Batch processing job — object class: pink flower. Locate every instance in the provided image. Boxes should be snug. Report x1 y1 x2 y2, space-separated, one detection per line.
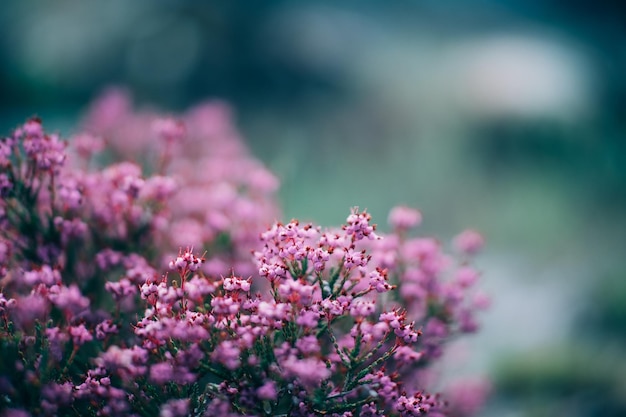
454 229 485 255
343 207 379 241
349 300 376 318
256 381 277 401
211 341 241 370
456 266 479 288
105 278 137 301
0 293 16 312
69 324 93 346
22 265 61 287
95 320 119 340
295 335 320 355
445 377 492 417
369 268 393 293
13 293 49 327
281 356 331 388
72 132 104 159
150 362 174 385
168 249 205 273
222 276 251 292
159 398 190 417
388 206 422 230
152 117 186 143
48 284 90 314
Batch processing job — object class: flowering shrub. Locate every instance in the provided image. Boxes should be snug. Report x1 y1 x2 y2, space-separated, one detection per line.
0 92 489 416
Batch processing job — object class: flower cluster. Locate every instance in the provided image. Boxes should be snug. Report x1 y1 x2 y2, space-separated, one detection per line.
79 88 279 276
0 93 489 416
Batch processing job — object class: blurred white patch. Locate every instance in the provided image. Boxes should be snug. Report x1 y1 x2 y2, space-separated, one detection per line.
448 35 592 120
441 251 587 377
348 31 593 127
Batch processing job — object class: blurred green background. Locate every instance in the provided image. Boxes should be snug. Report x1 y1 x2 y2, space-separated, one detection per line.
1 1 626 416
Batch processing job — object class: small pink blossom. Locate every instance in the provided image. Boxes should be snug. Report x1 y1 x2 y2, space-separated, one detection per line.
256 381 277 401
454 229 485 255
152 117 186 143
281 355 331 388
69 324 93 346
388 206 422 230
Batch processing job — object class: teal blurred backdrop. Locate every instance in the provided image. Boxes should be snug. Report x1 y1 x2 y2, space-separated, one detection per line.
1 1 626 416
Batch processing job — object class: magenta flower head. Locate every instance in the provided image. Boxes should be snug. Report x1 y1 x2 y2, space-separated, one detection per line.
453 229 485 255
389 205 422 231
152 117 186 143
